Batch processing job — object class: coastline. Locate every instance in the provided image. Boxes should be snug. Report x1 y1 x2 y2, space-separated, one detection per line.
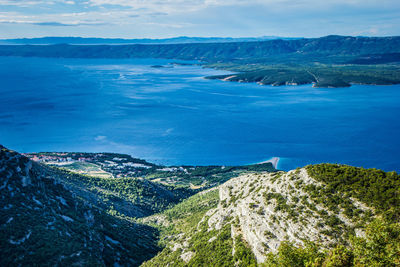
257 157 280 170
204 64 400 89
207 75 400 88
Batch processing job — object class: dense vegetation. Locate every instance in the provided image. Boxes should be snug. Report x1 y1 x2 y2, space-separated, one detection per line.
143 223 250 266
263 164 400 267
1 35 400 88
0 145 160 266
52 167 193 218
142 190 257 266
143 189 221 241
348 53 400 64
0 36 292 45
263 218 400 267
141 190 221 265
3 144 400 266
206 63 400 87
1 36 399 62
306 164 400 222
144 163 400 266
162 190 220 231
144 163 276 187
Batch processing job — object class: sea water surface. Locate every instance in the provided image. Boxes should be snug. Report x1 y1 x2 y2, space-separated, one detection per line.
1 57 400 171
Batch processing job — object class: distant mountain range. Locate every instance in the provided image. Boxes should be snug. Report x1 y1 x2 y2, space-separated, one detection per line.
0 35 400 87
0 36 299 45
1 35 399 88
0 35 399 62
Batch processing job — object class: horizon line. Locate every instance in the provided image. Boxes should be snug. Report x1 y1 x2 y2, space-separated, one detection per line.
2 34 400 41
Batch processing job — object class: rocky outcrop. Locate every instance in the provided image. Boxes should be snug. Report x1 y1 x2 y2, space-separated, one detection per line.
205 168 371 263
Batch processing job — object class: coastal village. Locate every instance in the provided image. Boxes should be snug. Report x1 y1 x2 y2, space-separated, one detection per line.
23 152 155 178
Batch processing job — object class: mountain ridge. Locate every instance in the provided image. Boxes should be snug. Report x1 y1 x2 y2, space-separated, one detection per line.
1 145 399 266
0 36 298 45
1 35 399 88
0 145 160 266
0 35 399 61
142 165 400 266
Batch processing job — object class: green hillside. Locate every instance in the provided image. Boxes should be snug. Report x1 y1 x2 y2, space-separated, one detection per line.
2 145 399 266
1 35 400 87
1 36 399 62
0 145 276 266
0 145 160 266
142 164 400 266
206 63 400 87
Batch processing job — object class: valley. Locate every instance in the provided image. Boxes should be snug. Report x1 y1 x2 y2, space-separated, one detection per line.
1 34 400 266
1 145 399 266
1 0 399 264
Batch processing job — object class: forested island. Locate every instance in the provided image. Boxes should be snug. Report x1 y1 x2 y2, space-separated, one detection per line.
1 35 400 88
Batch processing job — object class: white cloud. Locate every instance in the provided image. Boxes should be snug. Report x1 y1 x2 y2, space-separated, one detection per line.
1 0 397 10
88 0 205 13
143 22 194 29
86 0 398 10
94 135 107 141
0 0 399 38
0 9 137 26
0 0 56 6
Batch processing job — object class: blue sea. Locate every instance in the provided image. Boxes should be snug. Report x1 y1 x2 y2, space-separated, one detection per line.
1 56 400 171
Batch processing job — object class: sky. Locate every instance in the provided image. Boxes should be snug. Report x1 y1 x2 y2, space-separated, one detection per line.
0 0 399 39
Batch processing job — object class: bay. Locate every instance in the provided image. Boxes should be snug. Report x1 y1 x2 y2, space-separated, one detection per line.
1 56 399 171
